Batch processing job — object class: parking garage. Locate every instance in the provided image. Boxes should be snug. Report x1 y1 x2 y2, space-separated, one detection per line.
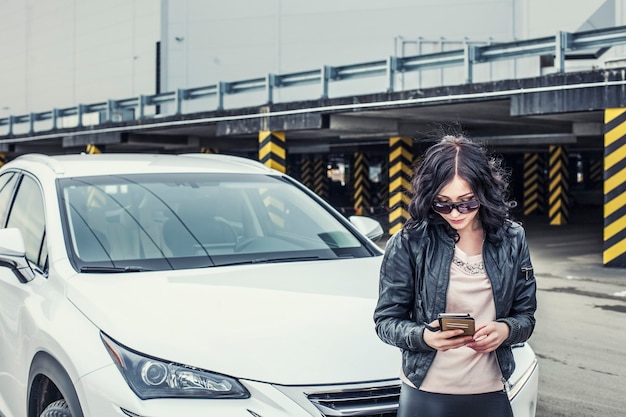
1 28 625 267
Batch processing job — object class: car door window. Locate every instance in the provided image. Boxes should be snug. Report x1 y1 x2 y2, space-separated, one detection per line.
6 175 47 271
0 172 18 226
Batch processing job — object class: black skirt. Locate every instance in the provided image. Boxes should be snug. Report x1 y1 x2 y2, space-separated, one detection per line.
397 383 513 417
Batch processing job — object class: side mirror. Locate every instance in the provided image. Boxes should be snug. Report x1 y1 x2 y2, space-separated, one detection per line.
349 215 384 241
0 228 35 282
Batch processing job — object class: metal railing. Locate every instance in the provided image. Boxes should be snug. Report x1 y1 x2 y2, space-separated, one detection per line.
2 26 626 137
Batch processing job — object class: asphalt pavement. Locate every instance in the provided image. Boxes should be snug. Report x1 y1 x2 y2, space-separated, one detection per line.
520 208 626 287
520 208 626 417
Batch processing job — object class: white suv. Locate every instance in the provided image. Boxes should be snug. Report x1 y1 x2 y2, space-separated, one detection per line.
0 153 537 417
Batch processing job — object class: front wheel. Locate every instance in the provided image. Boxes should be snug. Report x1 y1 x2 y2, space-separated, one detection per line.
40 400 72 417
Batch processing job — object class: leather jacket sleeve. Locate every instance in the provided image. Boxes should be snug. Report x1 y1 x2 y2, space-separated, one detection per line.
495 225 537 346
373 230 435 353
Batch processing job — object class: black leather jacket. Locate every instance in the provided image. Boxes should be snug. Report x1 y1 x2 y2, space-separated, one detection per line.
374 220 537 388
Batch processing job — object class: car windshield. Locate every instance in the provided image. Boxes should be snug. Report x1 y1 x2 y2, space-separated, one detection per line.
58 173 373 272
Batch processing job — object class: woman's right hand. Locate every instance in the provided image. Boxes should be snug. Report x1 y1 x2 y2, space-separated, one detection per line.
423 320 473 351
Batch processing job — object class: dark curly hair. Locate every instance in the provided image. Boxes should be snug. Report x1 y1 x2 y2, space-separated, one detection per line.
404 135 512 242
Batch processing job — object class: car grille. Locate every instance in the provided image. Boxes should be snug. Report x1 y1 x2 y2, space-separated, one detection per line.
306 383 400 417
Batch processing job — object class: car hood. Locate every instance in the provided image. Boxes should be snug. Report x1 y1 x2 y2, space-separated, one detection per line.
67 257 400 385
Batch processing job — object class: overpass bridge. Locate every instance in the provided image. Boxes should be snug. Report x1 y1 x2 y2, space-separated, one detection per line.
1 26 626 267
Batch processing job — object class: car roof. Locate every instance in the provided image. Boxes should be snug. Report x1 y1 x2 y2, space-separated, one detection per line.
4 153 277 178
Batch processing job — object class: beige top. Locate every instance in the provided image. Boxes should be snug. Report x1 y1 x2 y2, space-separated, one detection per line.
416 246 504 394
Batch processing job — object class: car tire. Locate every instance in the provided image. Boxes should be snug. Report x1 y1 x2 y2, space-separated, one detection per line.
40 400 72 417
28 353 84 417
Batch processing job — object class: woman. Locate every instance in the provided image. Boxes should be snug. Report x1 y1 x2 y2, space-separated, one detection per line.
374 135 537 417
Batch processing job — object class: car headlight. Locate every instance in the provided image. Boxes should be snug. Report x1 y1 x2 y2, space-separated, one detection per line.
101 332 250 400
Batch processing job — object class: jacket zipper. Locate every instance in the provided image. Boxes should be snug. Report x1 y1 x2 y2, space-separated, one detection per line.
495 353 512 392
484 239 511 392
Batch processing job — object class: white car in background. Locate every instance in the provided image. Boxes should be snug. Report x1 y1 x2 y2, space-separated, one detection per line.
0 153 537 417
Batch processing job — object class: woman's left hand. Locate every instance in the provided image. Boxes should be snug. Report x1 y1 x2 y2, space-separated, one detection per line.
465 322 510 353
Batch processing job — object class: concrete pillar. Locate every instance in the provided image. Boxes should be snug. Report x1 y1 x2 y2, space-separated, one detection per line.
86 144 102 154
352 152 371 215
523 152 546 216
200 147 219 154
548 145 569 226
300 156 315 190
603 108 626 267
588 158 603 189
388 137 413 235
258 131 286 173
312 158 329 201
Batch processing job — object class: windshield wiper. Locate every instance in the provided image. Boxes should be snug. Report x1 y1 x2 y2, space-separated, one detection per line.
79 266 151 273
218 255 327 266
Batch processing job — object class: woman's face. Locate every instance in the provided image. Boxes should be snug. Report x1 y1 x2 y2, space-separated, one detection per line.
434 175 480 233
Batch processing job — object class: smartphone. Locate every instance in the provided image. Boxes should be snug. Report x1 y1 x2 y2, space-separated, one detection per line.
438 313 475 336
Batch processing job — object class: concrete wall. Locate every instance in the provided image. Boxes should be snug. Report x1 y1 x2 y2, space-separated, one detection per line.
0 0 621 117
159 0 617 109
0 0 160 115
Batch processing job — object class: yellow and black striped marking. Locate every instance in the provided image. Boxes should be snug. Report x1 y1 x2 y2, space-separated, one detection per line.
313 158 329 200
86 144 102 154
388 136 413 235
523 152 545 216
259 131 286 173
352 152 371 215
548 145 569 226
603 108 626 267
300 157 314 189
378 157 389 208
0 152 5 168
589 158 603 187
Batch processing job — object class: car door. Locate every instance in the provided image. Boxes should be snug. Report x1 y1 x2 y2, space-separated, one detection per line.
0 171 48 417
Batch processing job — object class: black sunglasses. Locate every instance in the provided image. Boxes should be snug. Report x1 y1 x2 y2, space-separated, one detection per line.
432 200 480 214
